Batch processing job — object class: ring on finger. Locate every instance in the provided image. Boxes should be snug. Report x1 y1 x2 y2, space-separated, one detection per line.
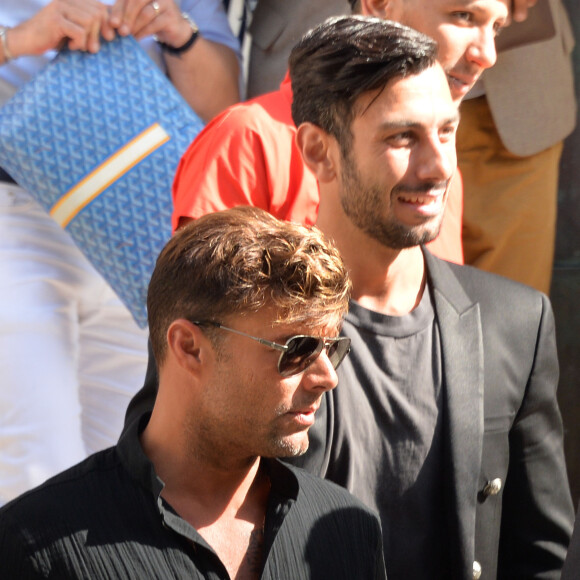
151 1 160 15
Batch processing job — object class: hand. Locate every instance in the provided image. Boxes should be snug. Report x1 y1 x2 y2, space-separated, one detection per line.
108 0 192 47
511 0 538 23
10 0 115 56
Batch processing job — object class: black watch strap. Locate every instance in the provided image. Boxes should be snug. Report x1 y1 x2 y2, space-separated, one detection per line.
158 13 199 55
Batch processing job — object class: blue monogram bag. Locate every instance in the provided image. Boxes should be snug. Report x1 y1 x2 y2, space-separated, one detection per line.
0 36 204 328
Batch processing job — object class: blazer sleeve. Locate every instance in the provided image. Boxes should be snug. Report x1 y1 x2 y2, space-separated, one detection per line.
497 293 574 578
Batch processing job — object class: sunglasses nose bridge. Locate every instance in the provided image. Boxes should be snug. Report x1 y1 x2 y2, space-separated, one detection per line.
303 338 349 373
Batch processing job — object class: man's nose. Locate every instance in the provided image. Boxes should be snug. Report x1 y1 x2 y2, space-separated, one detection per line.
416 135 456 184
466 28 498 70
301 350 339 393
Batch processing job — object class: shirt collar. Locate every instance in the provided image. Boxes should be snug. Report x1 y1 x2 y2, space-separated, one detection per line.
116 411 164 497
116 411 300 505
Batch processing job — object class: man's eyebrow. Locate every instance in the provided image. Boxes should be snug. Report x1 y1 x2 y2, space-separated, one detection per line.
472 1 509 25
444 112 461 126
375 113 461 131
447 0 509 27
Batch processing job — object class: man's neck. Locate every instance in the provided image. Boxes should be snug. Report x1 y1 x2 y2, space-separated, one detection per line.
316 200 426 316
141 418 270 579
141 415 266 514
349 248 426 315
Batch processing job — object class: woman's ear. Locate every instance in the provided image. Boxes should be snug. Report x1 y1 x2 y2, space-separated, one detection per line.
296 122 339 183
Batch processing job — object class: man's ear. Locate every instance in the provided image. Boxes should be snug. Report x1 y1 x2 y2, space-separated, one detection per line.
166 319 206 374
359 0 398 20
296 122 339 183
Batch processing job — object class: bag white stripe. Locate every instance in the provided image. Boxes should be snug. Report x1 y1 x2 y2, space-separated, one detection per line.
50 123 170 227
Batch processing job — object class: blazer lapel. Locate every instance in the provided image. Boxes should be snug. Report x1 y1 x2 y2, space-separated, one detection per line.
424 251 484 578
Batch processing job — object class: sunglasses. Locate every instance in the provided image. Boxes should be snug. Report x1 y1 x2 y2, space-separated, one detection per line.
192 321 351 377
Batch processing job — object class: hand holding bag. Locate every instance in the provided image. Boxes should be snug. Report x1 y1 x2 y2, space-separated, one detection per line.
0 35 205 328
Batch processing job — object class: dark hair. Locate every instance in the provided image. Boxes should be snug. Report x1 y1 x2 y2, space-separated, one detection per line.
290 15 438 150
147 206 351 364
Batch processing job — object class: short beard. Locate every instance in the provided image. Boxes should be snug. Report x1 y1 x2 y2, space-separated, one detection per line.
272 437 309 458
339 151 445 250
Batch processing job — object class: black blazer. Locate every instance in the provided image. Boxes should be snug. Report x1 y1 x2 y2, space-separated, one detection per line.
293 251 574 579
428 252 573 578
126 251 574 579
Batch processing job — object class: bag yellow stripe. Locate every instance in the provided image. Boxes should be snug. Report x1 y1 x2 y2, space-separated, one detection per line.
50 123 170 227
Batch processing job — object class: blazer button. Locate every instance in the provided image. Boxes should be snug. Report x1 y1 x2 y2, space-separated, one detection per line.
473 560 482 579
482 478 502 497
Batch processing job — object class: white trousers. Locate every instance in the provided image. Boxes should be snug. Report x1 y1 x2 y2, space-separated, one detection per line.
0 184 148 505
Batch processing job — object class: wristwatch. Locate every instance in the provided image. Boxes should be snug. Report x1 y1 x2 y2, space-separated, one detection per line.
157 13 199 55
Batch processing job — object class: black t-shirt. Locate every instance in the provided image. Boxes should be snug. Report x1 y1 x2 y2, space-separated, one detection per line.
294 286 450 579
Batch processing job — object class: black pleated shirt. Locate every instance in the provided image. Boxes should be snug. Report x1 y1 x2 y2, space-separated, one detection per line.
0 413 386 579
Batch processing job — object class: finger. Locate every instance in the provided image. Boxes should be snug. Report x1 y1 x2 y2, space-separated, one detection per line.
109 0 129 32
100 6 117 42
85 17 102 52
150 1 162 19
115 0 151 37
57 13 96 51
145 4 192 46
131 3 162 39
511 0 537 22
56 0 109 50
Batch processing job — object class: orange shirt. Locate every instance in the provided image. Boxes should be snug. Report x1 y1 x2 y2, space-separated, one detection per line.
172 74 463 264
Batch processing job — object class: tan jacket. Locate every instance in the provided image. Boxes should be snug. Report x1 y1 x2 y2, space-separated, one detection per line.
482 0 576 156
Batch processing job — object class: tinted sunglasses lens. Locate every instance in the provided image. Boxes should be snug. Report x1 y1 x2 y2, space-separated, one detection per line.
326 338 351 370
279 336 323 377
